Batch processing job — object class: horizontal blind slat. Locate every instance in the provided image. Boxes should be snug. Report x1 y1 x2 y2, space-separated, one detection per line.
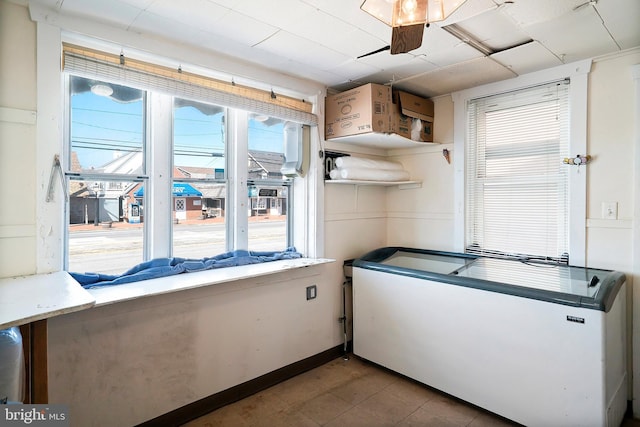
63 45 318 126
466 80 570 260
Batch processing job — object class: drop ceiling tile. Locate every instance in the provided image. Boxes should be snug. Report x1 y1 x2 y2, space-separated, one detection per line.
230 0 317 30
146 0 228 28
405 57 515 96
304 0 395 35
439 0 498 25
204 10 279 46
491 41 563 75
118 0 156 9
356 49 422 70
420 42 484 68
500 0 586 27
325 58 382 81
595 0 640 50
524 5 621 63
205 0 244 8
59 0 143 28
414 24 468 56
386 56 440 80
455 8 531 51
284 9 388 58
391 81 440 98
144 1 278 46
270 58 346 87
131 10 210 44
253 31 352 71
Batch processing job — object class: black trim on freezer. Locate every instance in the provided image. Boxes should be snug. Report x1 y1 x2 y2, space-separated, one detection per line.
353 247 626 312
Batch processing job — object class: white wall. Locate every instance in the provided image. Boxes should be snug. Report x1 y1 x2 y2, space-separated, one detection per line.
387 95 456 250
586 51 638 272
0 1 37 277
48 264 337 426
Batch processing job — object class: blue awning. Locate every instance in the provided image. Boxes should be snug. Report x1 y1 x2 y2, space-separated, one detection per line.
134 183 203 197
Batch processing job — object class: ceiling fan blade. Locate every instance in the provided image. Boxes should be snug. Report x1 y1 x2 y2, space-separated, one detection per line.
357 45 391 59
390 23 424 55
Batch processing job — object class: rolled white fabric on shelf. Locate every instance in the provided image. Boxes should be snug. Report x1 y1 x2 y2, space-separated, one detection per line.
329 168 340 180
336 167 410 182
335 156 404 171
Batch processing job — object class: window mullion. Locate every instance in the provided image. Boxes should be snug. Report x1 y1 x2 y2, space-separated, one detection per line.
227 109 249 251
146 92 173 259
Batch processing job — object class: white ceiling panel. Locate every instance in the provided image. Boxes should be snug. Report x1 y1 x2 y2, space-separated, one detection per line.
29 0 639 96
386 56 440 80
455 8 531 50
595 0 640 50
500 0 587 27
120 0 157 9
268 58 346 87
524 5 622 63
439 0 497 25
325 58 382 80
131 11 209 44
421 42 484 68
202 10 279 46
490 41 563 75
356 48 422 70
59 0 143 28
404 57 516 96
145 0 230 31
302 0 392 35
416 24 471 56
207 0 244 8
285 10 388 58
253 31 352 72
231 0 317 30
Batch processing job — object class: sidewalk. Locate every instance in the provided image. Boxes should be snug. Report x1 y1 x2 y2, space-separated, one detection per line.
69 214 285 231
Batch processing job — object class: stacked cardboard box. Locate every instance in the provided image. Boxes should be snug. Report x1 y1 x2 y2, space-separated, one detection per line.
391 90 434 142
325 83 392 139
325 83 434 143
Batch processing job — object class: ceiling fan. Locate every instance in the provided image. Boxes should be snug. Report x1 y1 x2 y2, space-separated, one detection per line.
358 0 468 58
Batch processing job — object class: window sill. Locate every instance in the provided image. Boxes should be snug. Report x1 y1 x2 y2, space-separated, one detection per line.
0 271 95 329
87 258 335 307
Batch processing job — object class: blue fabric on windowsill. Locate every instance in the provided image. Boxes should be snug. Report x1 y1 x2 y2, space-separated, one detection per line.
70 247 303 289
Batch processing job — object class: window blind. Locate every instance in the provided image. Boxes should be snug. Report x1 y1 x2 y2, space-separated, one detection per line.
62 43 318 126
465 80 570 262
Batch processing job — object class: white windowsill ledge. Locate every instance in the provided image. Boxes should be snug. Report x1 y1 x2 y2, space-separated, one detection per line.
0 271 96 329
88 258 335 307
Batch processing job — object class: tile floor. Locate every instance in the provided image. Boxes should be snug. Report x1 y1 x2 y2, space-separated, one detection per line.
183 355 521 427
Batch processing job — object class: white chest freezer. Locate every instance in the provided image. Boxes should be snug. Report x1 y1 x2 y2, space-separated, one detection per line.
352 247 627 427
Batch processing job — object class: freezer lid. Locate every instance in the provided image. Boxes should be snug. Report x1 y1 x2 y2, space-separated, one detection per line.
353 247 626 312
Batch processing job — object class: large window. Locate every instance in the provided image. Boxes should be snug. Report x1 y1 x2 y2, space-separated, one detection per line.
65 66 309 274
465 80 570 262
67 76 146 275
247 115 291 252
172 98 227 259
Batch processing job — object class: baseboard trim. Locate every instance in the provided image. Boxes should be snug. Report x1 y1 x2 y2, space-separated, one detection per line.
136 344 347 427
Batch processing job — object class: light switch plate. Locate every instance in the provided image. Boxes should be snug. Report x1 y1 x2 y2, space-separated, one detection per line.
602 201 618 220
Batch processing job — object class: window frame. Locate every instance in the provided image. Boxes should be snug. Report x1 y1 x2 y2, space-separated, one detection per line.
63 72 312 274
464 80 571 262
452 59 592 267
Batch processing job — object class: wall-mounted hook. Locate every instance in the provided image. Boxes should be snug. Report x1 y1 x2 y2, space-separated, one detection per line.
442 148 451 164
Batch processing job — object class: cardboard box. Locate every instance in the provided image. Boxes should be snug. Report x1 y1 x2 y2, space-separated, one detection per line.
392 90 434 142
325 83 392 139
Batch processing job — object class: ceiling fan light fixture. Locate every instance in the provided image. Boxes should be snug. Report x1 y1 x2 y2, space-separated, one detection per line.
361 0 467 26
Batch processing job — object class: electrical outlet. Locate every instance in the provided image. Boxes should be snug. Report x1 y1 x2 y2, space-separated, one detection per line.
601 202 618 220
306 285 317 300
